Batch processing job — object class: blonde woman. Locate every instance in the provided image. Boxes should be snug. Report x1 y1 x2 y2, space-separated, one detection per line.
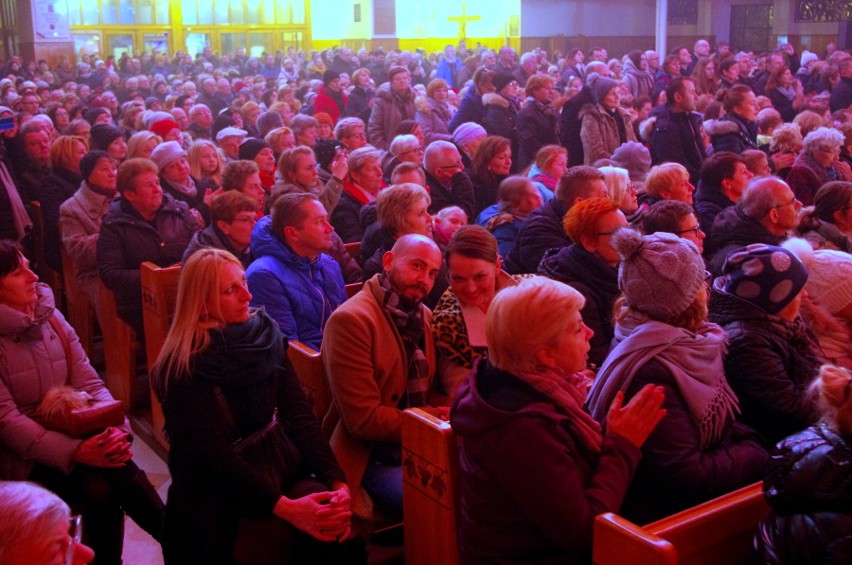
188 138 225 191
126 130 162 160
41 135 88 271
152 248 359 564
599 165 639 215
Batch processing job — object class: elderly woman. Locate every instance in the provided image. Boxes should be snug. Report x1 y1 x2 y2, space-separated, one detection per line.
150 140 212 226
796 181 852 251
755 364 852 563
476 176 542 257
188 138 225 191
600 165 639 218
786 127 852 206
152 249 359 564
360 183 447 308
415 79 453 145
432 226 523 393
271 145 347 214
58 151 117 306
0 481 95 564
587 230 768 523
0 241 164 564
641 162 695 207
40 135 88 273
127 130 161 160
538 197 628 367
709 243 824 446
334 117 367 153
517 75 559 169
331 146 384 243
265 126 296 158
381 133 423 180
708 85 760 154
451 276 666 563
313 71 347 125
97 158 199 340
580 77 637 165
527 144 566 203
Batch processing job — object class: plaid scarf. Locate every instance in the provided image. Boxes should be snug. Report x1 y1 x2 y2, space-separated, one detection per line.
379 274 429 407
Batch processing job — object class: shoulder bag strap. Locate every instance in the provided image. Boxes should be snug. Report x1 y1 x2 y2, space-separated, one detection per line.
47 314 73 385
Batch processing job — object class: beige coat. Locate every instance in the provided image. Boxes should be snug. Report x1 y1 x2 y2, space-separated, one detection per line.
579 103 637 165
58 183 114 305
322 275 448 504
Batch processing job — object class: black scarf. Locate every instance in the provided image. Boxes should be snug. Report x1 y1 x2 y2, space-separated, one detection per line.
379 274 429 407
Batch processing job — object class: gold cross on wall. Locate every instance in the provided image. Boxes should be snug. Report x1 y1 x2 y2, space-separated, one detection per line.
448 3 481 40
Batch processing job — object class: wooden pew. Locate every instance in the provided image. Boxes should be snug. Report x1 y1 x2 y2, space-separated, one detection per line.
592 481 768 565
29 201 64 311
345 281 364 299
60 247 95 358
140 262 182 450
287 340 330 421
344 241 361 264
98 280 138 406
401 408 461 565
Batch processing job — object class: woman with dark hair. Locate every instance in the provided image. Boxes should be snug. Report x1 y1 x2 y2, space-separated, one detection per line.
796 180 852 251
766 66 805 122
314 71 347 125
708 85 760 153
690 57 720 96
0 240 164 564
586 230 768 523
653 54 682 95
623 50 654 99
452 276 666 563
470 135 513 215
153 248 362 564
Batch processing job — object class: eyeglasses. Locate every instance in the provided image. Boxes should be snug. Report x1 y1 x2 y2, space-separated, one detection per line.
66 515 82 565
676 225 702 236
437 160 464 170
772 196 799 209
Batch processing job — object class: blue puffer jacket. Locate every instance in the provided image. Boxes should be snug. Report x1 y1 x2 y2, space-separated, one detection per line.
246 216 347 351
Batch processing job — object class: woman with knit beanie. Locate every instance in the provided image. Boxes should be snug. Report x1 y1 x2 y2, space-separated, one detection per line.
579 77 637 165
587 230 767 523
451 276 666 563
708 243 824 446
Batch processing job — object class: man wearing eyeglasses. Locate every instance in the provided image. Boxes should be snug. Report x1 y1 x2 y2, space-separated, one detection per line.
423 140 476 219
708 177 802 274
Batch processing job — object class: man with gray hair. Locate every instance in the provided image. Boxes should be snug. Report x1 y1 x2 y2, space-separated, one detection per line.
196 77 227 115
707 176 802 273
514 52 538 88
423 140 475 218
187 103 213 140
645 50 661 74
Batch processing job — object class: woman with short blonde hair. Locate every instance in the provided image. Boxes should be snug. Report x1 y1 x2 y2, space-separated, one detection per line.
127 130 162 160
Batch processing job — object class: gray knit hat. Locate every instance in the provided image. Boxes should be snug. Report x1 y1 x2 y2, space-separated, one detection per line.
150 140 186 170
592 77 619 104
613 229 706 319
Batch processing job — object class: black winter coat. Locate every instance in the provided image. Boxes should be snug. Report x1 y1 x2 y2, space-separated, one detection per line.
329 191 366 244
706 206 783 274
517 98 559 171
97 195 198 337
537 245 618 367
830 76 852 113
756 423 852 564
425 169 476 220
708 287 823 446
343 86 374 124
560 86 595 167
504 198 571 274
159 176 212 226
693 183 735 243
708 114 758 155
40 167 82 273
647 104 705 186
482 93 520 168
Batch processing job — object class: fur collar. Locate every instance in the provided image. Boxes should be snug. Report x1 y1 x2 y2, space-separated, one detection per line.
482 92 510 108
703 118 741 137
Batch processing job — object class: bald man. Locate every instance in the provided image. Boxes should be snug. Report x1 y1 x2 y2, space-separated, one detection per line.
322 234 450 520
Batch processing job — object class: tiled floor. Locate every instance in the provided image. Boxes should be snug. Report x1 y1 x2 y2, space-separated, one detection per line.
122 435 168 565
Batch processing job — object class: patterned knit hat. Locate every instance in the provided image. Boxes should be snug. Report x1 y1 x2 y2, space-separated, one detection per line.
613 229 706 319
718 243 808 314
150 140 186 170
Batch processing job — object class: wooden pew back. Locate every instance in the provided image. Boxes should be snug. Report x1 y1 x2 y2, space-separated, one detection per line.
140 261 182 450
97 279 137 405
593 482 767 565
60 247 95 358
401 408 461 565
287 340 330 420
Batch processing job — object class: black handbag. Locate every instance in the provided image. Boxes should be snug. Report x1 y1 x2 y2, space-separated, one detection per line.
214 388 304 492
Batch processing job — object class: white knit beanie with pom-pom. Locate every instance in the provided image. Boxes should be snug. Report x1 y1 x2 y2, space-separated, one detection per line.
783 237 852 315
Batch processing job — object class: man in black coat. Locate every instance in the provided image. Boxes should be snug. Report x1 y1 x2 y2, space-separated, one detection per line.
423 141 476 219
647 77 705 186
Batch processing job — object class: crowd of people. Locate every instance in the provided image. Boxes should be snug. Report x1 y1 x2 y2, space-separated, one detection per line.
1 36 852 563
